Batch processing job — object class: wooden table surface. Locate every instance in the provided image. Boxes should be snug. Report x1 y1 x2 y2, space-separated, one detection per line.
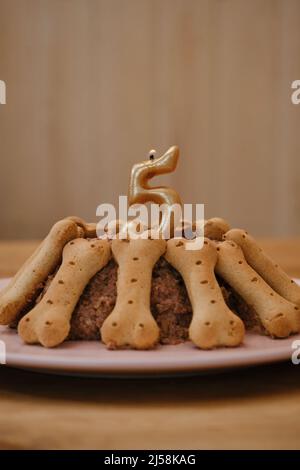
0 239 300 450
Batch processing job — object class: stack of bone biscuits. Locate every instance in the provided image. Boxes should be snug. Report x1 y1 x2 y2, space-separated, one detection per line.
0 216 299 349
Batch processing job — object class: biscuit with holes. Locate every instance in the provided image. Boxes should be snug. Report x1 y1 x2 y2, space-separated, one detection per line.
0 219 83 325
18 238 111 347
165 237 244 348
216 240 300 337
224 229 300 306
101 238 166 349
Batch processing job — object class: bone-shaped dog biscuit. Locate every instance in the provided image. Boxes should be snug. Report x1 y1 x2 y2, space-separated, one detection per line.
224 229 300 306
216 240 300 338
204 218 231 241
18 238 111 347
0 219 83 325
66 216 97 238
165 238 244 349
101 238 166 349
176 218 230 241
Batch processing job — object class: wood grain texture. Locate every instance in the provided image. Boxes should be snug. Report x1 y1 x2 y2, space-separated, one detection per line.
0 362 300 450
0 239 300 449
0 0 300 239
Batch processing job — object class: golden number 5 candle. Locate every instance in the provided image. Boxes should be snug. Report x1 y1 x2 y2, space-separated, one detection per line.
128 146 182 237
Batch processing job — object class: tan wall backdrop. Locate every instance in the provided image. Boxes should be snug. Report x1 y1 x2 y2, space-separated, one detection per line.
0 0 300 239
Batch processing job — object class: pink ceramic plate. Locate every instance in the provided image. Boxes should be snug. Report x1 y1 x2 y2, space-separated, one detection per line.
0 278 299 377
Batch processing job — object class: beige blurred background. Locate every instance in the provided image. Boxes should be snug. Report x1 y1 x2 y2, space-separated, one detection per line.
0 0 300 239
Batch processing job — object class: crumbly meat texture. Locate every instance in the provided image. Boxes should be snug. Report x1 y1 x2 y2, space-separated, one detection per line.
69 257 193 344
151 258 192 344
216 275 266 334
69 259 118 340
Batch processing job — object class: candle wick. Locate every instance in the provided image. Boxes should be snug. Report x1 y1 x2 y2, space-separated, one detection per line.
148 149 156 161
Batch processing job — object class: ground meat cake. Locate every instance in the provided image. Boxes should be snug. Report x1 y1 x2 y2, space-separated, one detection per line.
69 257 192 344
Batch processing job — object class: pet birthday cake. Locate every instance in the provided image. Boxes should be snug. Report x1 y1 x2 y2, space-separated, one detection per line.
0 146 299 349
